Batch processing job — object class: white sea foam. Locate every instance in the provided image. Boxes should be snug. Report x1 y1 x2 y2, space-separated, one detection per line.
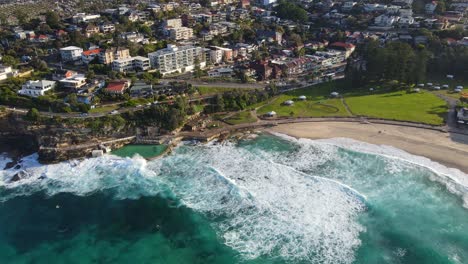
271 133 468 208
155 143 366 264
1 134 467 263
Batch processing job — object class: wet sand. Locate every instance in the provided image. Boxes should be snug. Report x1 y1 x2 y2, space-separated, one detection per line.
269 122 468 174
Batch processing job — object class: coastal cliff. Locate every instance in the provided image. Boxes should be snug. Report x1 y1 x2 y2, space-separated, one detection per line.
0 112 135 163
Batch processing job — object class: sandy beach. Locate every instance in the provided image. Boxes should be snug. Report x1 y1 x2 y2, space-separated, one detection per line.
269 122 468 174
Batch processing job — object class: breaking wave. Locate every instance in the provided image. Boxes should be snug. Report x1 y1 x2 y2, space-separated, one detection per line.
1 133 468 263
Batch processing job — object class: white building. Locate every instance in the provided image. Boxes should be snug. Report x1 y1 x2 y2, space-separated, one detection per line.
18 80 56 97
164 18 183 28
208 67 234 78
60 46 84 62
148 45 205 76
169 27 194 40
72 13 101 23
112 56 150 72
262 0 276 5
59 75 87 89
0 65 18 81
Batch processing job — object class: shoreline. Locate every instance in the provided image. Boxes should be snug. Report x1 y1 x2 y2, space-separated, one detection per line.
267 122 468 174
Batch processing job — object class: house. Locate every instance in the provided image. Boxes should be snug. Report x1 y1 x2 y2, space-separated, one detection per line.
59 75 87 89
60 46 84 62
52 69 78 81
119 32 145 43
104 80 130 94
256 30 283 43
425 1 437 14
374 15 400 28
18 80 56 97
328 42 355 58
130 81 153 97
208 67 234 78
250 60 272 81
100 23 115 34
81 48 101 64
84 24 100 37
342 2 357 11
0 65 18 81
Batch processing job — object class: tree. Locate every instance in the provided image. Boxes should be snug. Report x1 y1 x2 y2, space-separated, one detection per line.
25 108 40 121
14 10 28 24
193 58 203 78
86 70 96 80
435 1 446 14
45 11 61 29
274 0 308 23
2 55 19 67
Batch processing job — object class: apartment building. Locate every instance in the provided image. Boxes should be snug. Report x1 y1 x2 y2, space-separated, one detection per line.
98 48 130 64
112 56 150 72
60 46 84 62
148 45 205 76
81 48 101 64
169 27 193 40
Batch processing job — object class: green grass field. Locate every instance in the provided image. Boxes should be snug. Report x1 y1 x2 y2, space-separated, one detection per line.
257 82 350 117
256 80 448 125
89 105 119 113
223 111 257 125
345 90 447 125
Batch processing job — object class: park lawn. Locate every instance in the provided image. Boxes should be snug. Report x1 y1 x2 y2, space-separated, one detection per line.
257 82 350 117
223 111 257 125
89 105 119 113
345 90 447 125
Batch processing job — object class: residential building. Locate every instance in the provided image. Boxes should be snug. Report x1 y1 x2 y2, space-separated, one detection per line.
208 67 234 78
72 13 101 23
18 80 56 97
130 81 153 97
256 30 283 43
208 46 233 63
60 46 84 62
84 24 100 37
104 80 130 94
342 2 357 11
81 48 101 64
59 75 87 89
133 56 151 71
328 42 356 58
52 69 78 81
148 45 206 76
112 56 150 72
98 48 130 64
425 2 438 14
262 0 276 6
119 32 145 43
0 65 18 81
164 18 183 28
100 23 116 34
169 27 194 40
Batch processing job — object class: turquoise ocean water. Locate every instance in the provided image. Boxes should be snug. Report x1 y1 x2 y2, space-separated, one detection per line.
0 134 467 264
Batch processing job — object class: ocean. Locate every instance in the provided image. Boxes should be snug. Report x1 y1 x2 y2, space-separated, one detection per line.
0 134 467 264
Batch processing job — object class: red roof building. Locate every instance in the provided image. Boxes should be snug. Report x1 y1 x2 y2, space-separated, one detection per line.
104 80 130 94
329 42 356 58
